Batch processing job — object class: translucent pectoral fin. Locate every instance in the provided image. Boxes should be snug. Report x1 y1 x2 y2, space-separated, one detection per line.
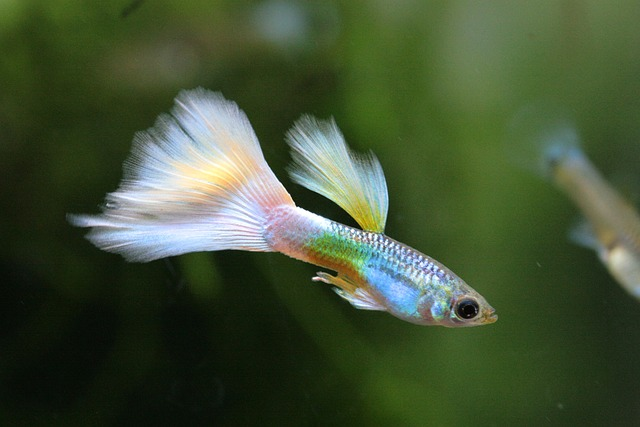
568 218 599 250
312 272 385 311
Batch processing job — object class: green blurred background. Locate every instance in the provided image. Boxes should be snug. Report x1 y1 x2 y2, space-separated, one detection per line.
3 1 640 425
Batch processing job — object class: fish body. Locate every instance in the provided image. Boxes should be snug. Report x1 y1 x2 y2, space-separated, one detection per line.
547 141 640 298
69 89 496 326
509 106 640 299
265 205 488 325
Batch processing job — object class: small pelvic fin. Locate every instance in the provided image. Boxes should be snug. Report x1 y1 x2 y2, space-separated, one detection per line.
313 272 385 311
286 116 388 233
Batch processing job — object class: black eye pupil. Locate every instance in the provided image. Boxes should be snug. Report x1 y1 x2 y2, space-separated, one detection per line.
456 299 479 319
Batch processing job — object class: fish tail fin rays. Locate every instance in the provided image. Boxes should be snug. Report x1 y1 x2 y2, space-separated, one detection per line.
505 102 586 179
69 89 294 262
286 116 389 233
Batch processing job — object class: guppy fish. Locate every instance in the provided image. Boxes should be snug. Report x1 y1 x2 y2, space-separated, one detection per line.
510 106 640 299
69 89 497 326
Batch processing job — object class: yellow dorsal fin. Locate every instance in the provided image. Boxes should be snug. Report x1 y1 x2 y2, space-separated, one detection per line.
286 116 388 232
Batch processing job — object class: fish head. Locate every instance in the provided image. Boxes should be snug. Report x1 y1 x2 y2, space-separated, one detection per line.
416 279 497 327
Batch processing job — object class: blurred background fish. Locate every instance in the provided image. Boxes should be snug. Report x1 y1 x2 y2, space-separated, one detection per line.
69 89 497 327
508 104 640 299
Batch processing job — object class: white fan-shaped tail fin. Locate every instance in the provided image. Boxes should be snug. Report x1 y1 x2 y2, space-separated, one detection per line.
69 88 294 262
286 116 389 233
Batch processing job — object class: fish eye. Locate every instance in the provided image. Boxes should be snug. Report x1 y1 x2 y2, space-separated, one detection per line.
455 298 479 320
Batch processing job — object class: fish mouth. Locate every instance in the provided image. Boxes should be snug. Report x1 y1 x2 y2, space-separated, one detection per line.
483 309 498 324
